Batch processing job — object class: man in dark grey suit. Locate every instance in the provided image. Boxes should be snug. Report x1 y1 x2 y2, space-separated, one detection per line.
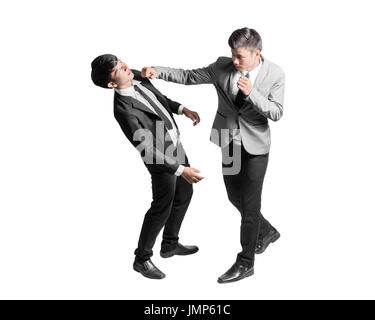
142 28 285 283
91 54 203 280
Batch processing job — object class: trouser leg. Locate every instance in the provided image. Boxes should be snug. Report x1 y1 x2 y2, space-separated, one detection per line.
161 175 193 252
222 142 269 267
236 148 269 266
134 171 176 262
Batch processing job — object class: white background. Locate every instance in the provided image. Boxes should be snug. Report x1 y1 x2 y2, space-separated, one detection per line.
1 0 374 300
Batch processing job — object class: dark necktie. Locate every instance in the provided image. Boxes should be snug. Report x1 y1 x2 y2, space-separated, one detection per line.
235 89 246 108
234 72 250 108
134 85 173 131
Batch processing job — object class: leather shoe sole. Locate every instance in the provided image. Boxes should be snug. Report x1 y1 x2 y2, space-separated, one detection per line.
160 245 199 258
217 267 254 284
133 263 165 280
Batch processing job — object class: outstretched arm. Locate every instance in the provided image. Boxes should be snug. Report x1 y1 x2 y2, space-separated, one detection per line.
140 77 201 125
142 62 216 85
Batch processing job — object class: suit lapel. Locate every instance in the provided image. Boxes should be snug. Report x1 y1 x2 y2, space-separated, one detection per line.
137 82 179 128
218 61 235 97
131 69 174 115
115 91 160 118
140 81 173 114
214 61 240 111
131 98 160 117
237 55 267 109
252 55 269 89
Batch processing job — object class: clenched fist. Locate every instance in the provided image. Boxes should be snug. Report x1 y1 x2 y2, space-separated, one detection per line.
237 76 253 96
141 67 158 79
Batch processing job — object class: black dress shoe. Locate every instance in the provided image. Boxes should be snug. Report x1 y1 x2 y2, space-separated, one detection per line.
160 243 199 258
217 262 254 284
255 228 280 254
133 259 166 279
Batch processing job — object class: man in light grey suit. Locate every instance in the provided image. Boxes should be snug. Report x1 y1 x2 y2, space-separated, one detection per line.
142 28 285 283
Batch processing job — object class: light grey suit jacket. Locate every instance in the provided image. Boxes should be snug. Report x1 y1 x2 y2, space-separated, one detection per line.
154 55 285 155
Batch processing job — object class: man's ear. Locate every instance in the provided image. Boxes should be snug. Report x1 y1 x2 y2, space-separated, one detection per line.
107 81 117 88
255 49 261 57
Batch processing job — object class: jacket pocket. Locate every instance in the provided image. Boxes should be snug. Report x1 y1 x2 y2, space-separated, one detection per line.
216 110 227 118
249 121 268 127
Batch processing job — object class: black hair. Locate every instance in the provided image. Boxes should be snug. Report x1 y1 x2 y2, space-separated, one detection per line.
228 28 262 51
91 54 118 88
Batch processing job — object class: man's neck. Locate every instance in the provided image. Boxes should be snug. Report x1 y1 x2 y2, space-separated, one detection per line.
246 56 261 72
116 81 133 90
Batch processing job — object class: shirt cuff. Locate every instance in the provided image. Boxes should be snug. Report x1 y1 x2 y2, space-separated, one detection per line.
174 165 185 176
178 105 186 115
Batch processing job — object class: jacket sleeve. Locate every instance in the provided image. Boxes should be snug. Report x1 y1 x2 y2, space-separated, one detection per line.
162 94 182 114
244 71 285 121
154 61 216 85
114 105 180 174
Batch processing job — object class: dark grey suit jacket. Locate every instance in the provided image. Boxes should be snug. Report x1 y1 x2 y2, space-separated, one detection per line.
114 70 187 174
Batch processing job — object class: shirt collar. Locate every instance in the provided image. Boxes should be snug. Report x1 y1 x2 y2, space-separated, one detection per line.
114 80 141 96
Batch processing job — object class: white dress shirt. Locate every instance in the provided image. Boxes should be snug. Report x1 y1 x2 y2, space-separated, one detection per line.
230 58 263 144
115 80 185 176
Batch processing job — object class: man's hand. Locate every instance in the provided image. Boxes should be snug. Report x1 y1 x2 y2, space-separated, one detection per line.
237 76 253 96
181 167 204 184
141 67 158 79
182 107 200 126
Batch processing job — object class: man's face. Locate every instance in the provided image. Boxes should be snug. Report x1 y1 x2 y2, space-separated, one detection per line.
108 59 134 88
231 47 261 72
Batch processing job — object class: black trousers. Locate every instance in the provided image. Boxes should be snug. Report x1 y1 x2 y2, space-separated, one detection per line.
134 166 193 262
222 141 273 267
